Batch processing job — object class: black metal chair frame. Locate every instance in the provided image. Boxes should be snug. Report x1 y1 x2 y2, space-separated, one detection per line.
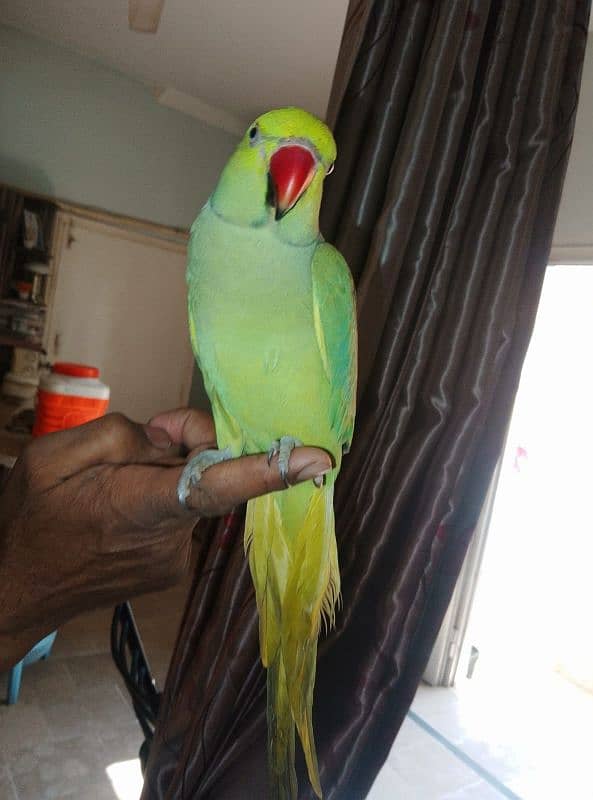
110 602 162 771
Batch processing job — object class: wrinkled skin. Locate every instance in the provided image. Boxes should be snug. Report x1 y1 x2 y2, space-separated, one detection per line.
0 408 331 669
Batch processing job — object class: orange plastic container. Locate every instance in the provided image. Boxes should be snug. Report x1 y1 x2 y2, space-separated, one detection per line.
32 362 110 437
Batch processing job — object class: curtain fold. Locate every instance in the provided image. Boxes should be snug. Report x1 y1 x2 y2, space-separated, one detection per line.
142 2 590 798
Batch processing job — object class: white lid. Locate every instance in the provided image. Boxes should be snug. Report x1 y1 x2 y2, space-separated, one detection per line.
39 372 110 399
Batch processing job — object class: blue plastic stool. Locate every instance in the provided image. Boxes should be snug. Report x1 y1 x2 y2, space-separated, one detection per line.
6 631 58 704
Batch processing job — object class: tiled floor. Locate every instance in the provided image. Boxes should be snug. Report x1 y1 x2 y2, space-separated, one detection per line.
0 573 191 800
369 663 593 800
368 711 505 800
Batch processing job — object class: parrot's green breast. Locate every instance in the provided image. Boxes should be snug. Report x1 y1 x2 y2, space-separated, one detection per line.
188 204 338 457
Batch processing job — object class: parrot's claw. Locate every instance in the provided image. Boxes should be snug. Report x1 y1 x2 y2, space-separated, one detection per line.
267 436 303 487
177 447 233 508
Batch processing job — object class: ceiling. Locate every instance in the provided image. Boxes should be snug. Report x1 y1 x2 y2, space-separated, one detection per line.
0 0 349 132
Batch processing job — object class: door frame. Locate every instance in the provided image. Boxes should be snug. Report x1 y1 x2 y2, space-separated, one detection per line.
424 252 593 687
423 457 503 686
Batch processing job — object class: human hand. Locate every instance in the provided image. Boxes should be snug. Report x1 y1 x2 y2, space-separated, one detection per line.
0 409 331 668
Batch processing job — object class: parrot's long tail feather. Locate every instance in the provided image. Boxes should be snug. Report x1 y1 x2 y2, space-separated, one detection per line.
268 653 298 800
245 494 283 667
246 483 340 800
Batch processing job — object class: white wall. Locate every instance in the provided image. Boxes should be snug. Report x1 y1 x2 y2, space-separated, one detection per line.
553 35 593 248
0 25 238 230
0 25 240 410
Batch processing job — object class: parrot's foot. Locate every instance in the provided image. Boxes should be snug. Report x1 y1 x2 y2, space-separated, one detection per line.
177 447 233 508
267 436 303 487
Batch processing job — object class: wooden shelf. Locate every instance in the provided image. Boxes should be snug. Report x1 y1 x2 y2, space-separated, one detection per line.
0 298 47 312
1 188 55 354
0 333 45 352
16 245 51 263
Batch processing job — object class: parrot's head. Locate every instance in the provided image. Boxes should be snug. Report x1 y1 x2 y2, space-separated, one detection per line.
211 107 337 242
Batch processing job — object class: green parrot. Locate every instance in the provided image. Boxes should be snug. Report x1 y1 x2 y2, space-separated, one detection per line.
177 107 357 799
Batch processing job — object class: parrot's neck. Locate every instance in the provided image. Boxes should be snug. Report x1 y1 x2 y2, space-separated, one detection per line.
210 160 324 247
210 153 269 228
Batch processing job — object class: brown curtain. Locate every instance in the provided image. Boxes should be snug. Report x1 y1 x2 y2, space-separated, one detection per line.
142 2 590 798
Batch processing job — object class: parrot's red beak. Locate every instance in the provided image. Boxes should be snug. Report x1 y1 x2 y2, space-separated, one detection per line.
269 145 316 220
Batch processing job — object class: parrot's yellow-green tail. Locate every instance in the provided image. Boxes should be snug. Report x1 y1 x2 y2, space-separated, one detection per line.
245 481 340 800
267 652 297 799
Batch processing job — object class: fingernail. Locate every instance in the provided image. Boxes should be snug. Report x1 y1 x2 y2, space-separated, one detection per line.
294 462 331 484
145 425 172 449
313 474 326 488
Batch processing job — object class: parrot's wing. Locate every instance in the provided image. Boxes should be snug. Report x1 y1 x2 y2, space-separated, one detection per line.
186 218 219 421
311 242 357 451
186 219 203 364
187 214 216 398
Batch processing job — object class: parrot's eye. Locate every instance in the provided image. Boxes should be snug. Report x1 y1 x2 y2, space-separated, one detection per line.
249 124 259 143
326 162 335 176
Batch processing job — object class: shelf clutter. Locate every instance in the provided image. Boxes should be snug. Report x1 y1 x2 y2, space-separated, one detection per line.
0 186 56 409
0 186 55 353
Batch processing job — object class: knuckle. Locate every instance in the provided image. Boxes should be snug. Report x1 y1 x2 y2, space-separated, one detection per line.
100 412 136 459
102 412 130 436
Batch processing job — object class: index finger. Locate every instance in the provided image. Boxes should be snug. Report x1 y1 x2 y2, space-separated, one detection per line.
115 446 333 523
